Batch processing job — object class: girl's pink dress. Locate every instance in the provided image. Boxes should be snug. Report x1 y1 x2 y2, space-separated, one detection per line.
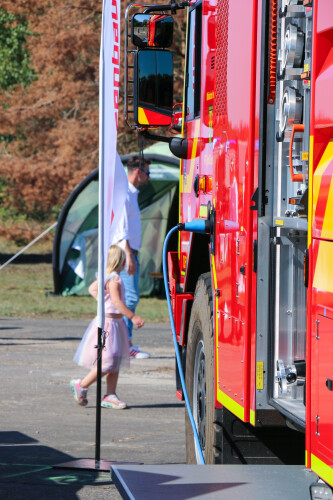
73 272 130 373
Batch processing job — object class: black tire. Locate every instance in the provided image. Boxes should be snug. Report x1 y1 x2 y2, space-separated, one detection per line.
185 272 219 464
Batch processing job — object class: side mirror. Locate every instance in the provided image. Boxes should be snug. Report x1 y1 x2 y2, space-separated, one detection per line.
171 116 182 133
170 103 183 133
131 13 173 48
134 49 173 127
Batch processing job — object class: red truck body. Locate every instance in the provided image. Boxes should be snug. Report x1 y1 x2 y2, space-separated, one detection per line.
169 0 333 482
125 0 333 491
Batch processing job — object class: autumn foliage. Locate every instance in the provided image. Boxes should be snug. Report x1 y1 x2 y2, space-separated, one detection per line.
0 0 185 244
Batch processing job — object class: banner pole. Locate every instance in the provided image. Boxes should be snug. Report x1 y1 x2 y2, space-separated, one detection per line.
95 327 103 463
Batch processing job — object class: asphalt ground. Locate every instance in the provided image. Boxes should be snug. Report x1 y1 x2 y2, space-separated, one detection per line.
0 317 186 499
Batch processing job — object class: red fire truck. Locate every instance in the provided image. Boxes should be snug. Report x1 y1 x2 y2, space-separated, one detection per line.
124 0 333 495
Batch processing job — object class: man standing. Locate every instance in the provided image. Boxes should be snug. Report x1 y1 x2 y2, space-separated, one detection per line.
112 155 151 359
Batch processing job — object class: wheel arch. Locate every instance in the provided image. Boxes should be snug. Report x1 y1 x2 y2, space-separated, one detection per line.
182 234 211 347
184 233 210 293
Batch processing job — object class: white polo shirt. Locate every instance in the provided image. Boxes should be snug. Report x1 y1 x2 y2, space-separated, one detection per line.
112 182 141 251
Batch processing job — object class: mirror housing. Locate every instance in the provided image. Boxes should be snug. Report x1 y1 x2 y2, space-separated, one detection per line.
169 137 207 159
134 49 173 127
131 13 173 48
169 137 189 159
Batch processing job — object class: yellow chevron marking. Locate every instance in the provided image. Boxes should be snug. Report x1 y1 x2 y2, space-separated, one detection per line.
217 387 245 421
308 136 314 247
321 178 333 240
138 107 149 125
199 205 208 218
313 240 333 294
183 120 200 194
313 141 333 213
311 453 333 487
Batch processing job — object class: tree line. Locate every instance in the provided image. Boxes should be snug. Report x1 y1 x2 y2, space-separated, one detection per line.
0 0 185 244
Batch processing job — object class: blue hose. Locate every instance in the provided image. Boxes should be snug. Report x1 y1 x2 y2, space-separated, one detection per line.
162 226 206 465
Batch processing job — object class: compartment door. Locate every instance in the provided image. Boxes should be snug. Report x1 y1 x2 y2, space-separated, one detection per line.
311 239 333 484
311 314 333 476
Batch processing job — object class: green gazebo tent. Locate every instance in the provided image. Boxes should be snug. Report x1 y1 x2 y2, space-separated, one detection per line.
52 144 179 297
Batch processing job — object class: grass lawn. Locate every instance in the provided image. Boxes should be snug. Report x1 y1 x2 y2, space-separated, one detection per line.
0 237 170 322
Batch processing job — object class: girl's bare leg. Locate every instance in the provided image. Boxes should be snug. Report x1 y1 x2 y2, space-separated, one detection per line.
81 368 109 389
80 368 98 388
105 371 119 395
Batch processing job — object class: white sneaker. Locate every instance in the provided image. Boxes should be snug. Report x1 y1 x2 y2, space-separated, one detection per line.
129 346 151 359
70 379 88 406
101 394 127 409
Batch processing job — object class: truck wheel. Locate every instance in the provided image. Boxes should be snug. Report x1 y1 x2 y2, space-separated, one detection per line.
184 273 305 465
185 272 220 464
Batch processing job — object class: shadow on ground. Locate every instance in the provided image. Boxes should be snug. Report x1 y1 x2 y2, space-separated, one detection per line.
0 431 111 500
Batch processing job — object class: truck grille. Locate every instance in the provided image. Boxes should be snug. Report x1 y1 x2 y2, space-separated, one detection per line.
215 0 229 123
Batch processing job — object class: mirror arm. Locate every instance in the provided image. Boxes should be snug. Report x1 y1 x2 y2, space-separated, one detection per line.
143 1 189 15
141 130 171 144
140 131 189 159
177 1 190 9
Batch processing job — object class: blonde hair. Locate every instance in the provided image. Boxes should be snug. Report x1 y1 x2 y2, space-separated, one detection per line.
106 245 125 274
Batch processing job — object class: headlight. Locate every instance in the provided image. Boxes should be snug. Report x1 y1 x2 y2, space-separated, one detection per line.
310 479 333 500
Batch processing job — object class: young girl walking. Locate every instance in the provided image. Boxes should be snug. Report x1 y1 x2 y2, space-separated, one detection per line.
70 244 144 409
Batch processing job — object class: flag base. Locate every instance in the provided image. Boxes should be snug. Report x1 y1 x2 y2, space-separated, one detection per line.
53 458 139 472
